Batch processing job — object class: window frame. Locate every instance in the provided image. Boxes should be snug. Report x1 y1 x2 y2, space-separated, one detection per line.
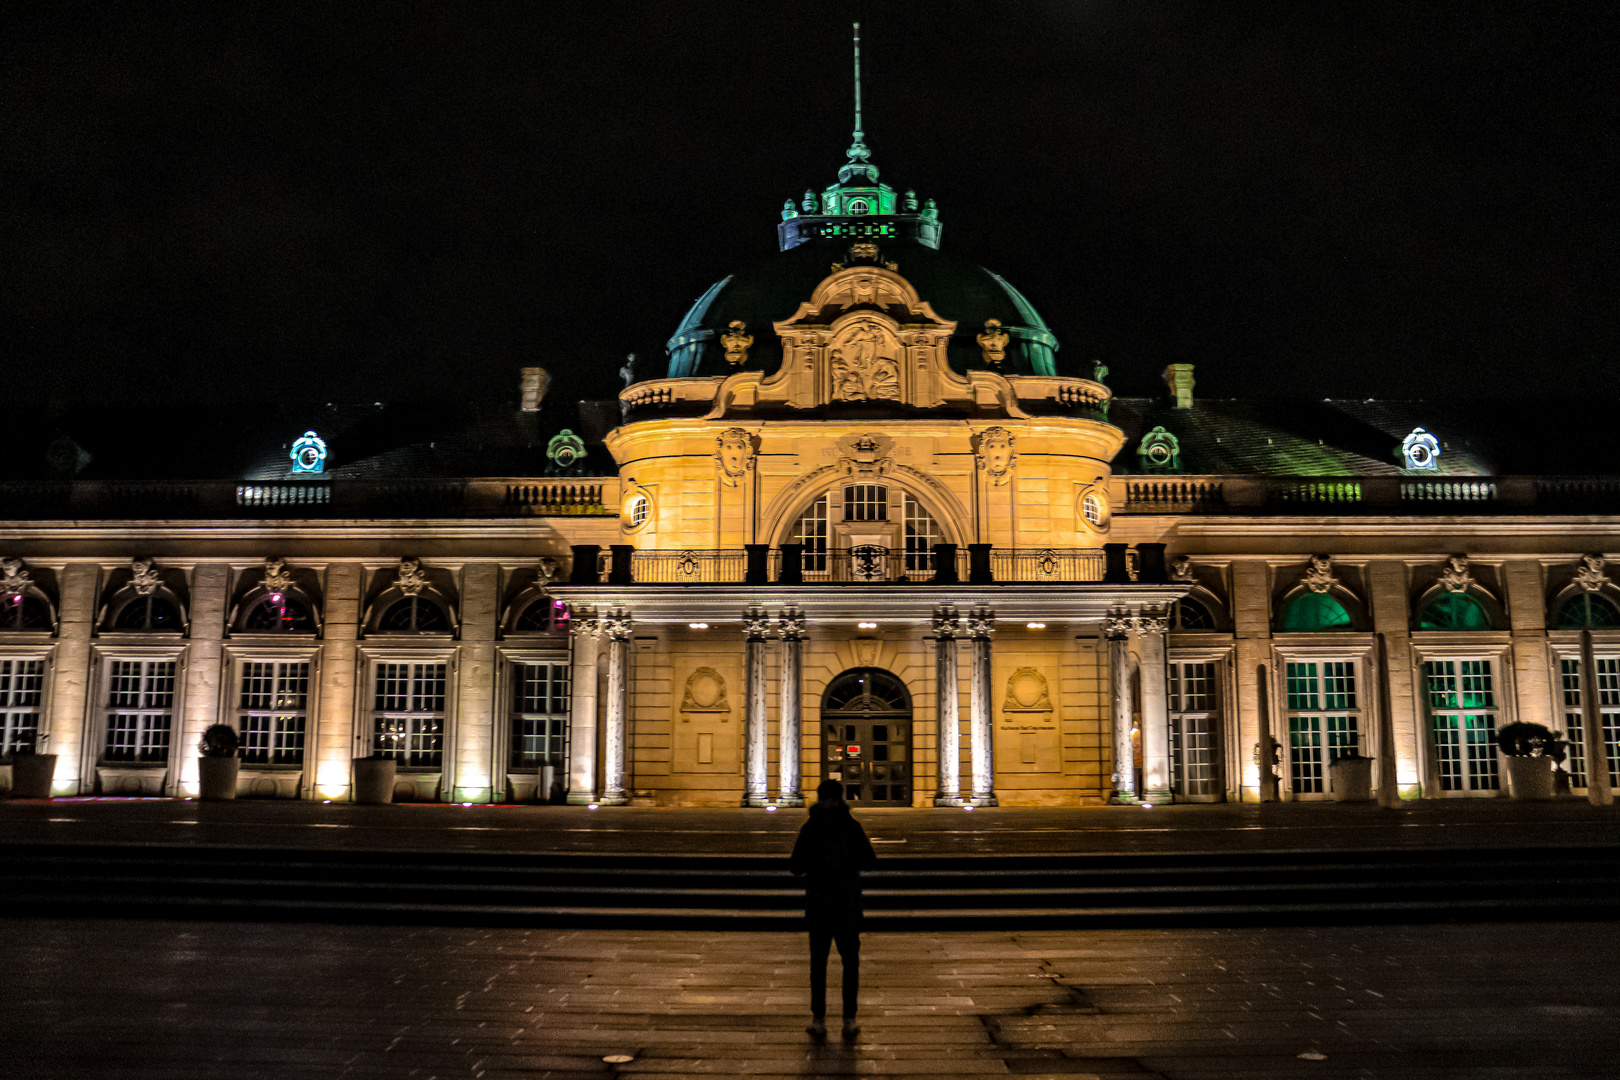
1166 646 1232 801
221 644 322 796
0 650 54 759
1267 642 1380 801
1410 641 1515 798
358 647 459 793
88 644 189 796
1547 643 1620 794
494 646 572 792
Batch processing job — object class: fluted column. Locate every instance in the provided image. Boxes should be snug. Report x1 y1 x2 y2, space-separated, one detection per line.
967 605 998 806
777 607 806 807
932 604 963 806
565 606 601 804
742 606 772 807
1105 613 1137 802
1137 609 1172 802
600 607 632 806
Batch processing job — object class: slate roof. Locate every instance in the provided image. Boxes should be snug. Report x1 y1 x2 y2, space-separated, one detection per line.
1109 396 1620 477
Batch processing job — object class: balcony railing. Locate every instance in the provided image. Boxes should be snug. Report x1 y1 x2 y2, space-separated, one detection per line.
622 546 1106 585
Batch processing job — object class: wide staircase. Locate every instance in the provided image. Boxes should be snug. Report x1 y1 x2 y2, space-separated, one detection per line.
3 843 1616 929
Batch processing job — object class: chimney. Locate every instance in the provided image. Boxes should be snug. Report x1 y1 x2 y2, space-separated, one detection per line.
1162 363 1195 409
520 367 550 412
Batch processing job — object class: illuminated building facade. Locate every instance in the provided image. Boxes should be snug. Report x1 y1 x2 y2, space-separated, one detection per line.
2 114 1618 811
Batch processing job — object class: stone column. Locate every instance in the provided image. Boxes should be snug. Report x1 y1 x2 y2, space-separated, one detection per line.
777 607 806 807
565 607 601 804
453 562 499 802
932 604 962 806
49 564 98 795
967 604 998 806
741 608 774 803
1137 609 1172 802
176 564 230 797
1580 629 1615 806
1105 613 1136 802
742 606 772 806
600 607 632 806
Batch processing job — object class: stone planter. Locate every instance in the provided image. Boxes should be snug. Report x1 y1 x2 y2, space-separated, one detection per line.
1329 756 1373 802
353 756 397 805
10 754 58 799
1505 755 1554 800
197 756 240 800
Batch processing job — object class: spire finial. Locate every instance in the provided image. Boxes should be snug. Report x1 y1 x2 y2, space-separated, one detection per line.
853 21 863 140
840 21 877 181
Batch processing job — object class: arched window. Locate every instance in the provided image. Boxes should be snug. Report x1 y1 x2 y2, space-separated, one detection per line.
849 198 869 215
377 596 451 634
1416 591 1493 631
791 494 830 573
823 668 911 712
1555 592 1620 630
902 493 942 573
1173 596 1216 631
511 596 570 635
1276 592 1353 632
110 594 184 633
0 592 53 631
239 592 317 633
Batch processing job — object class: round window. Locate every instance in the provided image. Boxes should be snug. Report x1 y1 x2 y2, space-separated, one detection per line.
1146 443 1173 466
625 494 650 529
1081 491 1107 527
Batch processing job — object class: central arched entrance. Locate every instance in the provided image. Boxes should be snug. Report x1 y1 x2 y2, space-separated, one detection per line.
820 667 913 806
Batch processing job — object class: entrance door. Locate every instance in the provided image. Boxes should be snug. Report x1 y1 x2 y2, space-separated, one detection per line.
821 668 912 806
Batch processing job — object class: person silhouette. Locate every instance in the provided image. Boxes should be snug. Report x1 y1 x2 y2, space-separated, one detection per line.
789 778 877 1041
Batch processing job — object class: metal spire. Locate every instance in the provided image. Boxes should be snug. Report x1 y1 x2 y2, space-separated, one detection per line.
840 21 877 181
853 21 863 142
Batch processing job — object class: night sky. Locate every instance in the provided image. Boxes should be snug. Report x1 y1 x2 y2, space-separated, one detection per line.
4 2 1615 413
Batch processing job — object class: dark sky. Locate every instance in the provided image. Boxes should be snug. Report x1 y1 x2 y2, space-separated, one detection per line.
3 1 1615 411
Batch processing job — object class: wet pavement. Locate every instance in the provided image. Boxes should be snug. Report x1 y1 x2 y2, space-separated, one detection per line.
3 917 1614 1079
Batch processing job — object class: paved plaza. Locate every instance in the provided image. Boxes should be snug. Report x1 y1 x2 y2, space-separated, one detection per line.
2 917 1615 1079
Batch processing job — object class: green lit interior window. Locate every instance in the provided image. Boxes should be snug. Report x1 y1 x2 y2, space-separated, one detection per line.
1555 592 1620 630
1276 591 1353 632
1417 592 1493 631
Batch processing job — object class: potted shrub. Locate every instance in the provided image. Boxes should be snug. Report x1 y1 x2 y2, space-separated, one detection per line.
8 741 58 800
1328 752 1374 802
1496 721 1559 800
353 731 399 805
197 723 240 800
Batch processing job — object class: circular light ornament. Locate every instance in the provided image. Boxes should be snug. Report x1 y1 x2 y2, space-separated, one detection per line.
1400 427 1441 471
289 431 327 474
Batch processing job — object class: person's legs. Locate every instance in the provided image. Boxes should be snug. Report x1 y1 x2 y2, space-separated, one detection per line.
833 925 861 1032
808 925 833 1023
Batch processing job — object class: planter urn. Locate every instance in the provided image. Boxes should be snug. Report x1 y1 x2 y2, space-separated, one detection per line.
353 756 397 805
9 754 58 799
1505 755 1555 800
197 756 240 800
1329 756 1373 802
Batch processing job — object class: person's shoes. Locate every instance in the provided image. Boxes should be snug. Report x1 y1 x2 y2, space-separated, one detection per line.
806 1018 827 1039
841 1018 860 1041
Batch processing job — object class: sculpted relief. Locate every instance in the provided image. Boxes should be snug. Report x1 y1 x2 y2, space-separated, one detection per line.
829 321 902 402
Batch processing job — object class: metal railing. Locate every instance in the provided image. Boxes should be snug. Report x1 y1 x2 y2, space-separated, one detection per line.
993 548 1106 582
623 546 1106 584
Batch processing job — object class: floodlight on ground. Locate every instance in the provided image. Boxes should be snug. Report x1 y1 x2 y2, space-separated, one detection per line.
588 803 599 810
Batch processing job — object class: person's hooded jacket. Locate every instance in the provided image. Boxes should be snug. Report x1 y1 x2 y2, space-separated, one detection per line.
789 798 878 925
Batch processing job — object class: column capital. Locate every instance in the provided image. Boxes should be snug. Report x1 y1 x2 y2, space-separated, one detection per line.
568 604 601 639
1135 609 1169 636
776 606 807 641
1103 613 1133 639
742 605 772 641
966 604 996 641
600 607 633 641
931 603 961 639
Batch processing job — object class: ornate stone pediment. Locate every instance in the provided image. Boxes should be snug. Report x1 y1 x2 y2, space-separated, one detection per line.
1302 555 1337 594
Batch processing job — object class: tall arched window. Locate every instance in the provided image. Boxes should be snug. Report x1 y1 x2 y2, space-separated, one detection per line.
1172 596 1216 631
511 596 569 635
791 494 830 572
1276 592 1353 632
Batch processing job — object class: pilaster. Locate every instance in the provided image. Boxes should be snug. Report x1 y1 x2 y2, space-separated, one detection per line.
48 563 98 795
316 564 363 800
176 563 229 796
1368 561 1422 796
453 563 499 802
